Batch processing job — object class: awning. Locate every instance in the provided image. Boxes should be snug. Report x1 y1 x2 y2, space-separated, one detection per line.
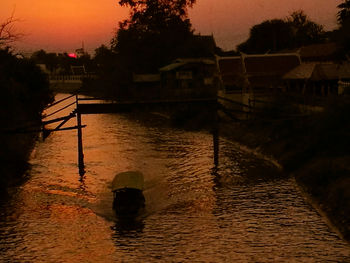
112 171 144 191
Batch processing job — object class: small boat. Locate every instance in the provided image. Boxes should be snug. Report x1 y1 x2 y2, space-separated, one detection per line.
112 171 145 215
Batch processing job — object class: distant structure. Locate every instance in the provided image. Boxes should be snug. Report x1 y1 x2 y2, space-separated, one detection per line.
75 42 86 58
216 53 301 93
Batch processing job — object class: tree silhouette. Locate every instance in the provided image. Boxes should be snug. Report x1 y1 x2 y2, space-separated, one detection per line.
237 10 324 54
337 0 350 26
336 0 350 56
112 0 196 73
0 13 23 47
287 10 325 47
237 19 293 53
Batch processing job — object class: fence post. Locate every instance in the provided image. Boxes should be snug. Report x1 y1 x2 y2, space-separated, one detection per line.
76 95 85 176
213 103 219 167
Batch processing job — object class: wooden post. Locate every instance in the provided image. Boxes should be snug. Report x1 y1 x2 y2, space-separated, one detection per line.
213 105 219 167
76 95 85 176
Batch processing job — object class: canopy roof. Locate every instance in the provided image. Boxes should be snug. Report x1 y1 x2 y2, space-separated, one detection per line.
283 63 317 80
112 171 144 191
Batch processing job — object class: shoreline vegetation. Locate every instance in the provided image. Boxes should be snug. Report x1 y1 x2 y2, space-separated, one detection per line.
0 48 53 197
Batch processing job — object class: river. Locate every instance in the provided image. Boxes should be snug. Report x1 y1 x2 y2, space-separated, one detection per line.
0 94 349 262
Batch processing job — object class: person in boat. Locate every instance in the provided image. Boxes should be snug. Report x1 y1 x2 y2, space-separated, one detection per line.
112 171 145 214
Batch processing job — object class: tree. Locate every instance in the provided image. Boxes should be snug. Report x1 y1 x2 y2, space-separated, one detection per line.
0 13 23 48
93 45 116 73
337 0 350 26
336 0 350 56
31 50 59 73
287 10 325 47
237 10 325 54
237 19 293 53
111 0 196 73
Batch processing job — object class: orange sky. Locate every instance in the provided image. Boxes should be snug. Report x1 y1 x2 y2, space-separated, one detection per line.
0 0 342 55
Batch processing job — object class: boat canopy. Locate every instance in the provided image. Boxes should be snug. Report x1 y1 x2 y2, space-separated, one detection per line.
112 171 144 192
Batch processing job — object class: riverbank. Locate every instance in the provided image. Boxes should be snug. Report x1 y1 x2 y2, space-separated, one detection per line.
218 96 350 241
0 130 39 198
0 48 53 198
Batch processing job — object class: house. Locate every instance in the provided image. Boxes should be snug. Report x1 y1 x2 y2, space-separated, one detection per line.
216 53 301 93
159 58 218 99
215 56 246 93
131 73 161 99
71 65 86 75
298 43 340 62
283 62 350 95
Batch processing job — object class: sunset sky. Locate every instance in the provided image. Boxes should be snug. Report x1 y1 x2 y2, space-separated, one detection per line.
0 0 342 55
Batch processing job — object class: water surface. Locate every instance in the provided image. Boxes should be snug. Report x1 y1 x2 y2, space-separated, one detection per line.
0 94 349 262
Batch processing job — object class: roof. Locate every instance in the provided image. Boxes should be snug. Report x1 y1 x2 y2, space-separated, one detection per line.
216 53 301 86
243 53 301 76
159 58 215 72
174 58 215 65
338 63 350 79
159 62 186 72
311 63 350 80
283 63 317 80
112 171 144 191
311 64 339 80
216 56 244 76
133 74 160 82
283 62 350 81
299 43 340 62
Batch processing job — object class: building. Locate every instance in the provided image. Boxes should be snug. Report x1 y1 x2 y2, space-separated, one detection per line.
283 62 350 96
159 58 218 99
216 53 301 93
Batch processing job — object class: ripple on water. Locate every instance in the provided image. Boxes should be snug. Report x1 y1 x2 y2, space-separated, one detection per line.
0 96 349 262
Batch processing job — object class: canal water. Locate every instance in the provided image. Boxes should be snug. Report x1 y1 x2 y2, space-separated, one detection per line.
0 94 349 262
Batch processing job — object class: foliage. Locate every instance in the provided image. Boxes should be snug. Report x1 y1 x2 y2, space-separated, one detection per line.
237 19 293 53
287 11 325 47
337 0 350 26
0 48 53 119
237 10 325 53
335 0 350 56
111 0 199 74
31 50 95 74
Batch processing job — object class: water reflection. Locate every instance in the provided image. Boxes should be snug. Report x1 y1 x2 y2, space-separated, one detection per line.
112 215 145 236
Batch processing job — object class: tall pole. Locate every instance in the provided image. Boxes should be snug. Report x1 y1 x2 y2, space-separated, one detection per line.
213 102 219 167
76 95 85 176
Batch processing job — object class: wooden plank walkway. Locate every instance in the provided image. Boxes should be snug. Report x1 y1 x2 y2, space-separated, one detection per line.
76 97 218 114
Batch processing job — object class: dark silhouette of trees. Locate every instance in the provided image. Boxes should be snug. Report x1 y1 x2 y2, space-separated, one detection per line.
31 50 95 74
237 19 293 53
0 47 53 193
337 0 350 26
111 0 197 73
237 10 325 54
0 48 52 118
335 0 350 55
287 11 325 47
31 50 59 72
94 45 117 75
